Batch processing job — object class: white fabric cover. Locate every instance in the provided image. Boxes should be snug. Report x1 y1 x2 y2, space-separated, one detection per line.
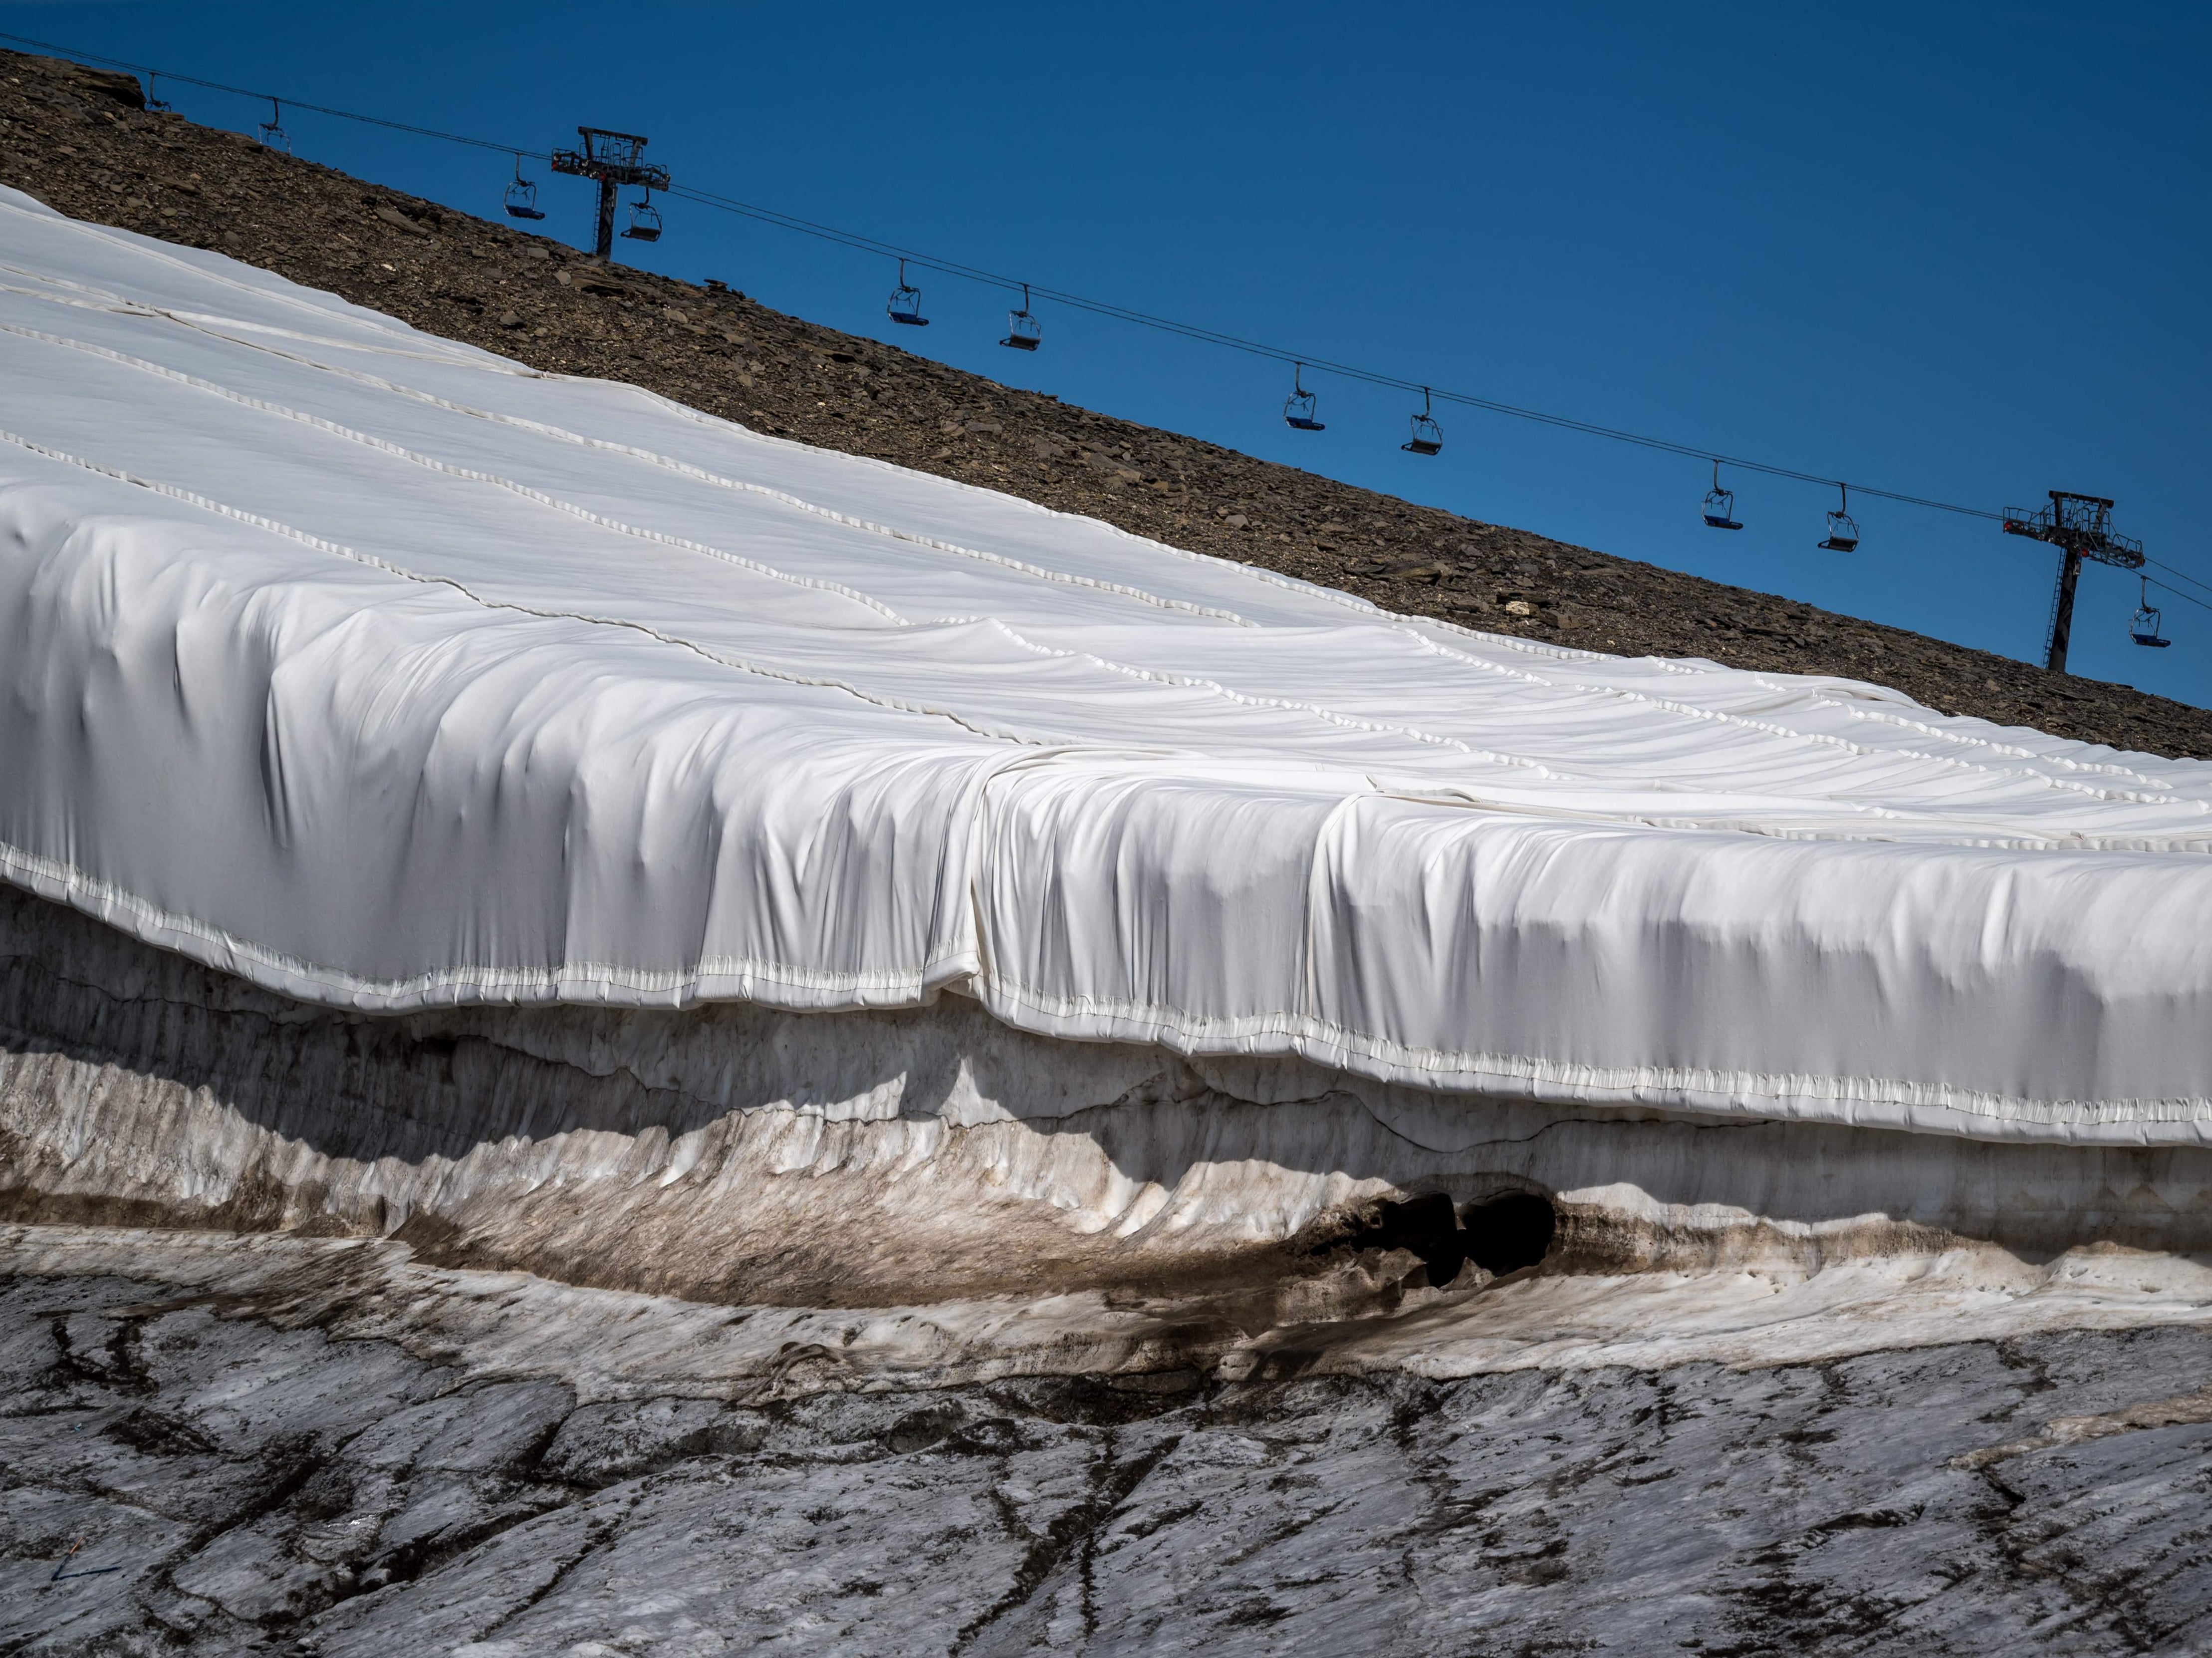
3 186 2209 1144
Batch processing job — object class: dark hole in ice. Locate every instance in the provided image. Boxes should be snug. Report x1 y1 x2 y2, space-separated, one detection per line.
1329 1190 1556 1285
1462 1193 1556 1276
1332 1192 1466 1284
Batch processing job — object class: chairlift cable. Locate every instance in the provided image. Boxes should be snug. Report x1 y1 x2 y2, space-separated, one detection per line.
2144 578 2212 618
0 29 549 157
2144 557 2212 605
654 180 2021 519
5 23 2204 600
0 24 2110 526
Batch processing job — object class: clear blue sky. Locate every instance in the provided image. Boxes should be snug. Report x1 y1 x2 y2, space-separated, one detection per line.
9 1 2209 707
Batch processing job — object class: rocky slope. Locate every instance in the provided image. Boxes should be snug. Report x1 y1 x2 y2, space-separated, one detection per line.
3 46 2206 759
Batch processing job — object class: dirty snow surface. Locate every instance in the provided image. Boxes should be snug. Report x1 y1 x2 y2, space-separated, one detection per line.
4 1260 2211 1657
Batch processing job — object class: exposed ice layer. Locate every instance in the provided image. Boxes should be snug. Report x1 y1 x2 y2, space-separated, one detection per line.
10 885 2212 1319
2 186 2210 1142
8 1250 2212 1657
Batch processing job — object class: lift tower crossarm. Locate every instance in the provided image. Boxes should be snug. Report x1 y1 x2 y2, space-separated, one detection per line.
548 127 670 261
2001 491 2145 675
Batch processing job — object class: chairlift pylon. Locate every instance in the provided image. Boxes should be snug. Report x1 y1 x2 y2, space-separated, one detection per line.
1702 460 1742 530
256 98 289 153
1283 363 1324 432
887 259 929 327
2131 576 2172 648
1818 483 1860 553
621 190 662 242
502 155 545 221
1001 282 1041 351
1402 388 1442 456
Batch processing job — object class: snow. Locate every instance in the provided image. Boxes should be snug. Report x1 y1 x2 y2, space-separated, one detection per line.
4 184 2212 1144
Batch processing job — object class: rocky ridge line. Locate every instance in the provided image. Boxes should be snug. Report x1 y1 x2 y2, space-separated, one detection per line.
4 47 2207 757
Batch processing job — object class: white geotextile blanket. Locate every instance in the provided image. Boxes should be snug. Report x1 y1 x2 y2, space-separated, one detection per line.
3 186 2209 1144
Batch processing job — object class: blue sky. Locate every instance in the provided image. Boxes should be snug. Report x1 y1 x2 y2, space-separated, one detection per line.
8 1 2209 707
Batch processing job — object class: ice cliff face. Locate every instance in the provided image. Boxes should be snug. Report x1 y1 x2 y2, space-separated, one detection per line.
10 884 2212 1335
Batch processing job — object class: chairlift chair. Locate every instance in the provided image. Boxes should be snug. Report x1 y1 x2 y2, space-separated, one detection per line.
622 192 663 242
256 98 290 153
1283 363 1325 432
1402 388 1443 456
142 72 171 114
1818 483 1860 553
1001 283 1041 351
1702 460 1742 529
2131 577 2172 647
502 156 546 221
887 259 929 326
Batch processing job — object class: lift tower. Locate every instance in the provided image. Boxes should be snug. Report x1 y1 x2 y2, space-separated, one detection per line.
549 128 669 261
2001 492 2144 674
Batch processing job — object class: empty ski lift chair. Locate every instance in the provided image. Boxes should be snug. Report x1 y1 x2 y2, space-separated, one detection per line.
1818 484 1860 552
1283 364 1325 431
887 259 929 326
257 99 290 153
1402 388 1443 456
622 192 663 242
503 156 546 221
1001 283 1041 351
142 72 171 114
2131 577 2172 647
1702 460 1742 529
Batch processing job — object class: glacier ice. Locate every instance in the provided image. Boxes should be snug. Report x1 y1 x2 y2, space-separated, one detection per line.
2 182 2210 1152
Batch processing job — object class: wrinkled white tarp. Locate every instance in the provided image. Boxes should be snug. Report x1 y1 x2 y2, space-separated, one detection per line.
3 186 2210 1143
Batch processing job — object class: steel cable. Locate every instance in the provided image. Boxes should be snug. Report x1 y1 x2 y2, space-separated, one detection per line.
8 23 2204 605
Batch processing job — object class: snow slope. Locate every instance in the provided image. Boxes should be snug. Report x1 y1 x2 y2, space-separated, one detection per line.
4 185 2210 1144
